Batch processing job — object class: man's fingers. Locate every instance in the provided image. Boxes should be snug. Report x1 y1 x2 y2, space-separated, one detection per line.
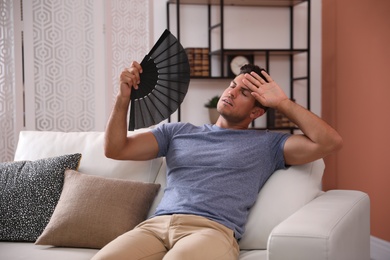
131 61 143 73
244 73 261 88
128 62 144 87
242 78 257 93
246 71 264 85
121 70 139 89
260 70 273 82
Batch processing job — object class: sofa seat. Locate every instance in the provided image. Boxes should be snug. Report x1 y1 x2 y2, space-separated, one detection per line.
0 242 98 260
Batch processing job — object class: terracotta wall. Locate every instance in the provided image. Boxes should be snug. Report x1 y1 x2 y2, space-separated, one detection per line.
322 0 390 242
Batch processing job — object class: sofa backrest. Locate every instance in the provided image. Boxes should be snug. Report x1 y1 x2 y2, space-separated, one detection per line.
14 130 325 251
14 130 163 183
238 158 324 250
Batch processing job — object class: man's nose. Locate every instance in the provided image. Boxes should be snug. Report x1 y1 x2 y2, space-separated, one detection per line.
228 89 237 98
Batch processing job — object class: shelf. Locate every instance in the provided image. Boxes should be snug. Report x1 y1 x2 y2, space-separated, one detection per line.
191 76 232 79
252 127 299 130
168 0 307 7
250 126 299 134
167 0 311 124
191 75 309 80
210 49 308 56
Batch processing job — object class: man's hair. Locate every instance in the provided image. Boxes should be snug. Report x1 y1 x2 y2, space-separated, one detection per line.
239 64 269 112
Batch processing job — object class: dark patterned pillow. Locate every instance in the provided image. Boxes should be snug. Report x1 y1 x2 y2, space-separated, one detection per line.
0 153 82 241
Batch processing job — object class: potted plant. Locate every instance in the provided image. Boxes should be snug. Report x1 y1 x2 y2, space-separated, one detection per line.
204 95 220 124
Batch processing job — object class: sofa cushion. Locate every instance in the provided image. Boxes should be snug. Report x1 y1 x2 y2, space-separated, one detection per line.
0 241 99 260
0 154 82 241
239 159 324 250
35 169 161 249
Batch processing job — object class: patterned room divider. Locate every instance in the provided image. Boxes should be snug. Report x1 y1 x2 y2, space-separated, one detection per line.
0 0 151 162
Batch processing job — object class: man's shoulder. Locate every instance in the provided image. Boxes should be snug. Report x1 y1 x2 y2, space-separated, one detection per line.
155 122 206 131
152 122 207 136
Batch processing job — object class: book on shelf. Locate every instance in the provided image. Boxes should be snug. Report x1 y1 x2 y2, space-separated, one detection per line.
185 47 209 77
266 99 297 128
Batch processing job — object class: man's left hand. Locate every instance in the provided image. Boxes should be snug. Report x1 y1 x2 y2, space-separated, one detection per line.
243 70 288 110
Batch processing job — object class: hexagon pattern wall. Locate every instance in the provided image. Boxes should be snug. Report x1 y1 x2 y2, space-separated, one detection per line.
109 0 150 103
30 0 96 131
0 0 16 162
0 0 149 162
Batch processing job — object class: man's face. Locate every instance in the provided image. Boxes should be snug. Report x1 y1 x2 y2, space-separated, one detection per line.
217 74 258 123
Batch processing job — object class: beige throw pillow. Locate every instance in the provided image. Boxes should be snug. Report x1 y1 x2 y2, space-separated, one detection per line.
35 169 160 249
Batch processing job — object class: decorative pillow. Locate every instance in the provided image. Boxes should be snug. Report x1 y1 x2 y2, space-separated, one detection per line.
35 169 161 249
0 153 82 241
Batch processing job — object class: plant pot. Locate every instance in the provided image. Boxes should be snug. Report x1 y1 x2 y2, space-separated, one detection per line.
208 108 219 124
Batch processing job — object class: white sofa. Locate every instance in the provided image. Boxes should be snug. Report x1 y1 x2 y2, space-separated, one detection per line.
0 130 370 260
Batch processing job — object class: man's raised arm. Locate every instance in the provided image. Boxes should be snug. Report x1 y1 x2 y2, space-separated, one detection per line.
104 61 159 161
244 70 343 165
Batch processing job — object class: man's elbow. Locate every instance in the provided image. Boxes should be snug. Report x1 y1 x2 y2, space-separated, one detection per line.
328 134 343 154
104 142 122 160
104 146 115 159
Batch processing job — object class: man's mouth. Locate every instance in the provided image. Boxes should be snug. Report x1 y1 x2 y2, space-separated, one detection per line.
222 97 233 107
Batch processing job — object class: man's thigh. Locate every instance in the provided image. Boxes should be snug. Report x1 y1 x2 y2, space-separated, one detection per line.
164 216 239 260
91 228 167 260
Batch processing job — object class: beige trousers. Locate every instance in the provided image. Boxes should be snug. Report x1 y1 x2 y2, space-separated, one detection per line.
92 214 239 260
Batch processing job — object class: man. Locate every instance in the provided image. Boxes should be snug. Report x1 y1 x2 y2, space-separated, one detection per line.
93 62 342 260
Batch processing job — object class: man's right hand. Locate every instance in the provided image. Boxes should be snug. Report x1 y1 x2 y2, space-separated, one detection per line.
119 61 143 99
105 60 159 161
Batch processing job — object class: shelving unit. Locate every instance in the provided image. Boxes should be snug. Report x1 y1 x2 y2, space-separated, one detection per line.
167 0 311 131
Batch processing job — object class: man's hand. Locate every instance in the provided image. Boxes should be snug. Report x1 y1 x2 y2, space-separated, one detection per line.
119 61 143 99
243 69 342 165
243 70 288 110
105 60 159 161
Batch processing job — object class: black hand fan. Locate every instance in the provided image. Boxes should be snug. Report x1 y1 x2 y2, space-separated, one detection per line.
128 29 191 131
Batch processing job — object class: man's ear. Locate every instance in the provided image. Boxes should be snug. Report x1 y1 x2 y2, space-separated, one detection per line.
250 106 265 120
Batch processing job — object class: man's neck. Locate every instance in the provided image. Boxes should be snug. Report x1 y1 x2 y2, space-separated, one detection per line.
215 117 249 130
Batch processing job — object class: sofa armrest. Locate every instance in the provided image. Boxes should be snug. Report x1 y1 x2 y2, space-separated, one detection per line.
267 190 370 260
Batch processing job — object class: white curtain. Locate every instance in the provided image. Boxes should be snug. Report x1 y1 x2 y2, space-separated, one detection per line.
0 0 151 162
0 0 23 162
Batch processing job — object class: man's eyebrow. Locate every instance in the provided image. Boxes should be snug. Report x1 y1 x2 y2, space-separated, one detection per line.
240 85 251 91
231 80 237 86
241 87 251 92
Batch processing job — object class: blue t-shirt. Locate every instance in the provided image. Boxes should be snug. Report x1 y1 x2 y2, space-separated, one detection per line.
151 122 290 239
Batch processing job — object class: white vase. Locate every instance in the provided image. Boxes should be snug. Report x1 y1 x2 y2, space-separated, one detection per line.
208 108 219 124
